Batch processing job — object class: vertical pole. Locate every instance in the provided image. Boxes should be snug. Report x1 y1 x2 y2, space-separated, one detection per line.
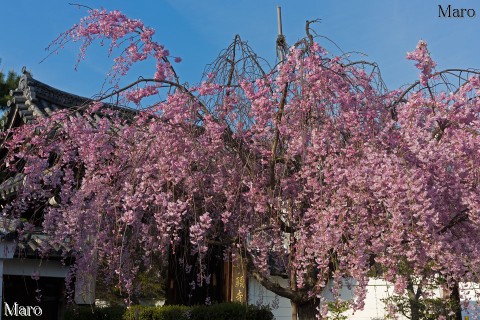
0 259 4 320
277 6 283 36
276 6 286 63
277 6 293 318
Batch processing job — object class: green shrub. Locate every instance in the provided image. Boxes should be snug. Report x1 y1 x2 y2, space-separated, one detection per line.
245 304 274 320
122 305 153 320
65 305 127 320
123 303 273 320
153 305 190 320
124 305 189 320
190 303 243 320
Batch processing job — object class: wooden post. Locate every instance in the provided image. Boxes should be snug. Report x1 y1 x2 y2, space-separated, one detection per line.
223 252 231 302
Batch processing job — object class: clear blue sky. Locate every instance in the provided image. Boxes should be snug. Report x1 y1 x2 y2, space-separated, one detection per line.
1 1 479 98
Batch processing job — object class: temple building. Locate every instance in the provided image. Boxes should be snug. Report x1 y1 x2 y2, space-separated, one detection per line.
0 70 109 320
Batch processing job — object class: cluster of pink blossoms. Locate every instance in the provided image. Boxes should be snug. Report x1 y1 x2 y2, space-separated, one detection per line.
48 8 177 105
406 40 437 86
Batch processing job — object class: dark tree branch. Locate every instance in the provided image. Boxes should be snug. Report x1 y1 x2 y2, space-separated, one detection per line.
269 83 289 190
245 250 309 303
439 209 469 234
391 69 480 109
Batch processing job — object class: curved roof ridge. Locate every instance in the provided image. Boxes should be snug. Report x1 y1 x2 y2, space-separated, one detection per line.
17 71 96 109
3 68 137 128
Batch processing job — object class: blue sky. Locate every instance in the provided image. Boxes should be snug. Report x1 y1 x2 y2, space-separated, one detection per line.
1 1 479 98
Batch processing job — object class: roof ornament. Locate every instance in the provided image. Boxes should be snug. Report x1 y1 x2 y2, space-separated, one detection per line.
21 66 32 78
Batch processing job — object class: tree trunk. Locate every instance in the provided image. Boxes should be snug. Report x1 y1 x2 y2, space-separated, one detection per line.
449 282 462 320
295 300 319 320
407 279 421 320
408 296 421 320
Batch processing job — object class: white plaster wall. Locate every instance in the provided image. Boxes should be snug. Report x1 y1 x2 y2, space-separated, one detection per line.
4 258 69 278
248 276 292 320
248 277 478 320
328 278 409 320
460 282 480 319
248 277 402 320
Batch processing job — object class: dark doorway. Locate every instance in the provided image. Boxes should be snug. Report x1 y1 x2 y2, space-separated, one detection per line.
3 275 65 320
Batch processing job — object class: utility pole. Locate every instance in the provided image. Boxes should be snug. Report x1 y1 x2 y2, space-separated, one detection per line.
276 7 297 320
276 6 286 63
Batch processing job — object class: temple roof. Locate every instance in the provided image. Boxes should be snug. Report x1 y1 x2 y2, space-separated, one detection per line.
0 69 134 257
0 68 135 200
2 67 134 129
0 174 24 201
